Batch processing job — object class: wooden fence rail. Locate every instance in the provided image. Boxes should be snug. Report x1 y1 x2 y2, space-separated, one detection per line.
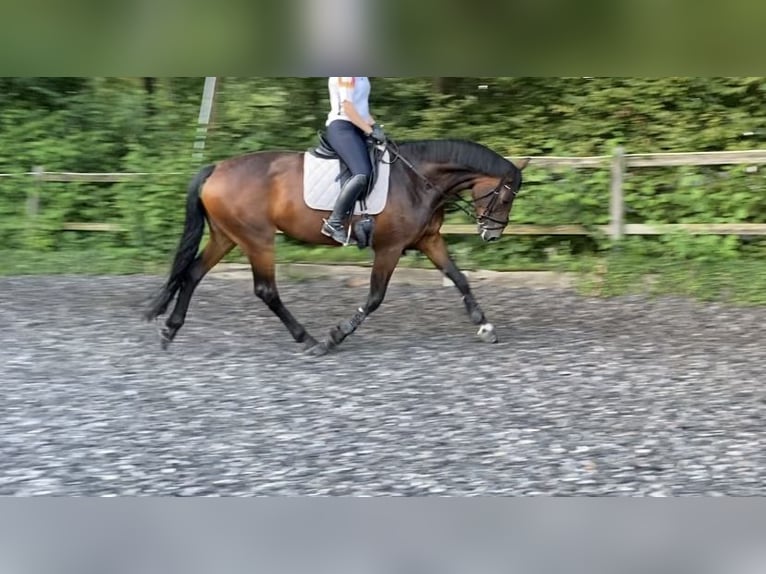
18 148 766 238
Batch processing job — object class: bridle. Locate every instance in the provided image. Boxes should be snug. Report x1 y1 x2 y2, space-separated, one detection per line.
471 178 518 231
384 139 519 232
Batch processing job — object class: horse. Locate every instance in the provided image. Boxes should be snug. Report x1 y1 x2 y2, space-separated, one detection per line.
143 137 529 356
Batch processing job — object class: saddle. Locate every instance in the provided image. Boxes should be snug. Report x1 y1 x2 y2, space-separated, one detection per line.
308 131 384 208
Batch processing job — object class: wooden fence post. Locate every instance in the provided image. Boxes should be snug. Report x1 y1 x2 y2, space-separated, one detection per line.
192 76 218 163
609 147 625 241
23 166 44 248
27 166 43 220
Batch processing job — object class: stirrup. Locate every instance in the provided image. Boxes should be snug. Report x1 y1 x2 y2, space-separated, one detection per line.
321 219 355 246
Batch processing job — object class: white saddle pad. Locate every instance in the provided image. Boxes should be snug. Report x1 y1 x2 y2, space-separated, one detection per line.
303 149 390 215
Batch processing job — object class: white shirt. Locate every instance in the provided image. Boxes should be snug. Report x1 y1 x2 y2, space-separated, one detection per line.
326 77 372 126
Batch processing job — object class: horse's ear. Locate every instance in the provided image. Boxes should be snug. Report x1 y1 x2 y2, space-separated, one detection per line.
514 157 530 171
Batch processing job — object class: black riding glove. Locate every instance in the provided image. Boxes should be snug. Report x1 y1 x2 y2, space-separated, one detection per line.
369 124 387 145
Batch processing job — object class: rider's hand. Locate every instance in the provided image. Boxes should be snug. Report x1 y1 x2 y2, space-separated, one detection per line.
369 123 387 145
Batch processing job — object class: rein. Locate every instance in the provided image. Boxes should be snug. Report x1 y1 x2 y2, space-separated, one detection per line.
383 139 517 230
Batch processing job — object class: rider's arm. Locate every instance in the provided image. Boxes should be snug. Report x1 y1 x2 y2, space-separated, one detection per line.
337 78 374 134
341 101 374 134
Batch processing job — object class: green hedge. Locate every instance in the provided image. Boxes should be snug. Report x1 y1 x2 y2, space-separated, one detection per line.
1 77 765 266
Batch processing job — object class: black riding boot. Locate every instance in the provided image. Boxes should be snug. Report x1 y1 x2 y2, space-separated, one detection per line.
321 174 369 245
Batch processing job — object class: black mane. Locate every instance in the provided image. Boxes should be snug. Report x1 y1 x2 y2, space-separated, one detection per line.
395 139 514 177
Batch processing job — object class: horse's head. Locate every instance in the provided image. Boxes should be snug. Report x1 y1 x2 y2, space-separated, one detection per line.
471 157 530 241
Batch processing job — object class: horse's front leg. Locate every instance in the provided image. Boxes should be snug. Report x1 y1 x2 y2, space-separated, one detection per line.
311 246 401 355
416 233 498 343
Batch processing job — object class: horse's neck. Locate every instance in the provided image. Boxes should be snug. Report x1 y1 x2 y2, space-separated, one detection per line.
408 165 480 219
427 165 481 200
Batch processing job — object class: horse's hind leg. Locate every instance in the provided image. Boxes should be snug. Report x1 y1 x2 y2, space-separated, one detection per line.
241 238 319 351
416 233 498 343
161 228 235 349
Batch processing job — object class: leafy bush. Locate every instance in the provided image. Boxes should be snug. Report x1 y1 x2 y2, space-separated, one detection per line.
1 77 765 271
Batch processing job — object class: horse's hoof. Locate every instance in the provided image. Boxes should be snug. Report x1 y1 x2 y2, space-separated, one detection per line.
157 323 175 350
305 342 329 357
477 323 498 344
301 336 319 352
159 331 173 350
332 321 354 346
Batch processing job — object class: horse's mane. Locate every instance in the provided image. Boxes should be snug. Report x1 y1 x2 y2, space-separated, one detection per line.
395 139 514 178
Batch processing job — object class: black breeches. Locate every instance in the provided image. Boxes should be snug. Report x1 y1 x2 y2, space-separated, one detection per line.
326 120 372 177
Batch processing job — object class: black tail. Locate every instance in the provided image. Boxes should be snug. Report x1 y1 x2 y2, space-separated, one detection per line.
143 164 216 321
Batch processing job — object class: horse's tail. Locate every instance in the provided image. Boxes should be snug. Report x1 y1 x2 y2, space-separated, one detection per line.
143 163 216 321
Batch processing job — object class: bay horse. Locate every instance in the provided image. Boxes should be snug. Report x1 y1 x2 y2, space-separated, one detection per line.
143 138 529 356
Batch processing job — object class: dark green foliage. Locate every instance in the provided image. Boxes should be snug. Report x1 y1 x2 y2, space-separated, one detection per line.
1 77 765 303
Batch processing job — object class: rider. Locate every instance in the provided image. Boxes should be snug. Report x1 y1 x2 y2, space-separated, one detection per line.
321 76 387 245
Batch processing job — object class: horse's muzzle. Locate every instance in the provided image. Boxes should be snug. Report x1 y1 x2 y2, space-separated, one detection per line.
480 226 503 242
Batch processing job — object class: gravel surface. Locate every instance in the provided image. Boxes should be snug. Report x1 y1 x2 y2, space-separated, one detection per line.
1 273 765 496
